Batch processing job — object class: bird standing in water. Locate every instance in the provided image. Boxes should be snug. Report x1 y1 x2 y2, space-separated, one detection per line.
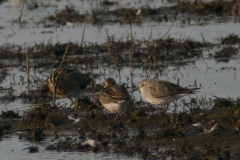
100 78 131 113
48 68 92 108
138 79 199 106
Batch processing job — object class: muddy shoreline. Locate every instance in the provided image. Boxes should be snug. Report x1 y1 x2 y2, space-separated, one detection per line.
1 97 240 159
0 33 240 159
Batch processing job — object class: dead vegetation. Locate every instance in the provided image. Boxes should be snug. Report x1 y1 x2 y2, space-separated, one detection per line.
218 34 240 45
46 6 85 25
214 47 239 62
0 0 240 158
20 105 67 141
44 1 240 26
0 97 235 159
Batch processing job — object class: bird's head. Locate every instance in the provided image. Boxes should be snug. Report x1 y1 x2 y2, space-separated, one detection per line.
104 78 117 87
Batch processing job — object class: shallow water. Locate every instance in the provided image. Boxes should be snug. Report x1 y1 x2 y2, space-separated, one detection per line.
0 135 139 160
1 56 240 112
0 0 239 45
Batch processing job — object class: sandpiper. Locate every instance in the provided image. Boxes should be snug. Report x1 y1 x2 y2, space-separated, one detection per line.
48 68 92 107
100 78 131 113
138 79 199 105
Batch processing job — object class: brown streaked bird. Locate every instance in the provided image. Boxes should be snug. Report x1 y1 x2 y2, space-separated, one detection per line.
138 79 199 105
48 68 92 107
100 78 131 113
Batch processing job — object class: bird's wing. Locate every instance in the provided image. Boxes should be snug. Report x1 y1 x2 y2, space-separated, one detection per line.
56 69 91 94
72 72 92 90
149 81 190 98
100 84 130 103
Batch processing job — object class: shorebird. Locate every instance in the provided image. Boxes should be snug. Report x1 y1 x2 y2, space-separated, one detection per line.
100 78 131 113
138 79 199 105
48 68 92 107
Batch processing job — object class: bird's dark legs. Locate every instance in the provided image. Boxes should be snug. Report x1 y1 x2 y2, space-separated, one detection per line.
115 113 120 120
162 104 169 112
69 98 74 108
75 99 80 110
173 101 178 113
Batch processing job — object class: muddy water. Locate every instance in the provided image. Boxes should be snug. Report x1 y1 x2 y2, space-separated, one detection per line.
0 135 138 160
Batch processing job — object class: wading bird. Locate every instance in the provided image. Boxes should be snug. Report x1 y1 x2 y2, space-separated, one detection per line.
48 68 92 108
100 78 131 113
138 79 199 106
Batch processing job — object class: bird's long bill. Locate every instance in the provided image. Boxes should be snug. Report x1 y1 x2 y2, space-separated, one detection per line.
131 88 139 93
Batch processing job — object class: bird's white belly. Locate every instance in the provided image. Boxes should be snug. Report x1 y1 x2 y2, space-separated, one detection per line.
102 100 129 113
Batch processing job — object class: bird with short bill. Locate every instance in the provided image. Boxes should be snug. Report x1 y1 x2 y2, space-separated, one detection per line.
138 79 199 105
100 78 131 113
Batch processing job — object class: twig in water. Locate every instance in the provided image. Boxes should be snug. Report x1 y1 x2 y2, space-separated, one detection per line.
18 0 26 28
106 28 110 52
9 27 16 35
105 28 122 83
130 23 134 43
52 45 70 106
26 52 30 88
80 19 87 47
129 53 133 95
5 35 10 44
58 45 69 69
210 93 220 99
231 118 239 131
200 33 205 43
53 74 59 107
160 21 175 39
149 25 155 40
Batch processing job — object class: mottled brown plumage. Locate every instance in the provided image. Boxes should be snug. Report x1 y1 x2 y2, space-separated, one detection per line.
139 79 199 105
100 78 131 113
48 68 92 105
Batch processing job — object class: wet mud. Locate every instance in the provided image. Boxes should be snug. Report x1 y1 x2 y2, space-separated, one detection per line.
0 32 239 158
1 97 240 159
0 36 212 70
